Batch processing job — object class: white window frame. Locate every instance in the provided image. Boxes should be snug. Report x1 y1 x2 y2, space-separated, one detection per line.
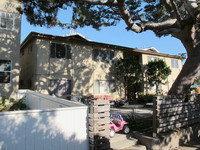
148 56 157 62
0 11 15 30
0 60 12 83
171 59 178 68
94 80 115 94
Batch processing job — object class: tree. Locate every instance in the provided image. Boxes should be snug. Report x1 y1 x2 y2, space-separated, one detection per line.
146 59 171 95
115 56 142 101
18 0 200 96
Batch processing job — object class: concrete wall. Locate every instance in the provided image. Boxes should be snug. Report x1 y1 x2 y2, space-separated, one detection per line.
0 0 21 99
0 90 89 150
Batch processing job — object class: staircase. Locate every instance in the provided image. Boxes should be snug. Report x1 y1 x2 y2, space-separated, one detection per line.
110 133 147 150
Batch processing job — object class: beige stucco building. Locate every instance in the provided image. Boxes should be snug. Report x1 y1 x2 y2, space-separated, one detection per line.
0 0 21 99
20 32 183 100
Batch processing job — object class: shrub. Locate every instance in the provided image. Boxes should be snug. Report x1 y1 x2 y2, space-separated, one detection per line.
137 93 154 104
0 97 27 112
124 113 153 136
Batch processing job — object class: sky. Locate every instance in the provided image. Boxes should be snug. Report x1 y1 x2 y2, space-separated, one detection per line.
21 13 186 57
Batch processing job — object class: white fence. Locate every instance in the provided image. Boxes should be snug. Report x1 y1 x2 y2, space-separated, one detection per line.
0 90 89 150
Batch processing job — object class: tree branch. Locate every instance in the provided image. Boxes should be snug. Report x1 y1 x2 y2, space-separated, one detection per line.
184 0 199 18
144 18 177 31
78 0 118 5
170 0 183 21
117 0 143 33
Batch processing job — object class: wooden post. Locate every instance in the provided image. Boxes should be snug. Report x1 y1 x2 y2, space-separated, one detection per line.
153 96 157 137
89 100 110 150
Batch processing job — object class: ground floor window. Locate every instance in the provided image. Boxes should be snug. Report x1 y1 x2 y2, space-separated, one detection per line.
0 60 11 83
48 79 71 98
94 80 115 94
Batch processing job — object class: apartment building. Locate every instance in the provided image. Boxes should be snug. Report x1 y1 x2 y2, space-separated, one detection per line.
20 32 183 99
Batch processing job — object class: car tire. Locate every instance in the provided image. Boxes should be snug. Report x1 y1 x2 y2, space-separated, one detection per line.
123 125 130 134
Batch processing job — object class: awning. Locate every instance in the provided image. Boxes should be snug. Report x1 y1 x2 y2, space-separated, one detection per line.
190 85 200 88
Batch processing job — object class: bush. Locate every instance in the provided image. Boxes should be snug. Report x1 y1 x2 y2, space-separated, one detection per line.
0 97 27 112
124 113 153 136
137 93 154 104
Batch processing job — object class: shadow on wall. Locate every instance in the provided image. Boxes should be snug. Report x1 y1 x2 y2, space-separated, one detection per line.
0 25 20 98
0 108 89 150
32 41 121 98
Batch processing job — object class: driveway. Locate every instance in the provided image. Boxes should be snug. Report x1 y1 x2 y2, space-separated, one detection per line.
110 104 153 118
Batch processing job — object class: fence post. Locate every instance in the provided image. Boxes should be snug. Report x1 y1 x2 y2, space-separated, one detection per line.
89 100 110 150
153 96 158 138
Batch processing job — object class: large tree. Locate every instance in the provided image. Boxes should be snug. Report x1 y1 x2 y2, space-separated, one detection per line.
18 0 200 96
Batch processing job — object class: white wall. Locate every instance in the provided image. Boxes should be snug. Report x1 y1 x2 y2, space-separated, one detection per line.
0 90 89 150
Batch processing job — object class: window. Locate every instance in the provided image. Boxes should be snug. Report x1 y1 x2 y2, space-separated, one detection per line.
171 59 178 68
150 83 161 91
50 43 71 59
48 79 71 98
148 56 157 62
0 60 11 83
94 80 115 94
93 49 114 63
0 11 15 30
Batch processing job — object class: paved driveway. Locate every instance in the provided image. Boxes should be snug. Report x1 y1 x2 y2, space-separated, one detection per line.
110 104 153 118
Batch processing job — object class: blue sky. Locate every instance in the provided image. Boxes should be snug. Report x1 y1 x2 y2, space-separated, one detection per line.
21 13 186 56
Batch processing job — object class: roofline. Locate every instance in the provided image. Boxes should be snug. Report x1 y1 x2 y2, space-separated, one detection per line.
21 32 184 60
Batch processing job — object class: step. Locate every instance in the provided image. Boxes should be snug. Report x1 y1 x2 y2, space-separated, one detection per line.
110 133 136 143
110 133 146 150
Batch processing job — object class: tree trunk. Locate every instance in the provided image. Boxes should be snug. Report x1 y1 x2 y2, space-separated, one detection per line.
168 24 200 96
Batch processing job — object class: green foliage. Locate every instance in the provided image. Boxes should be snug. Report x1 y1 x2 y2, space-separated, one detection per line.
146 59 171 94
115 56 143 84
0 97 27 112
137 93 154 104
115 56 143 100
124 114 153 136
18 0 186 31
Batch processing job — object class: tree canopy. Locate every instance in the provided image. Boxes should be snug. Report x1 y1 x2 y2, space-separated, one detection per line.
18 0 200 96
115 56 143 100
146 59 171 94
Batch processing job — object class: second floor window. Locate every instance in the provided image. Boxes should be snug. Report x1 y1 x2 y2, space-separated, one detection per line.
50 43 71 59
171 59 178 68
148 56 157 62
93 49 114 63
48 79 71 98
0 11 15 30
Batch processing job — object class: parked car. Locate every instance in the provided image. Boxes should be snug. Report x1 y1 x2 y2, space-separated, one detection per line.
114 98 127 107
109 113 130 137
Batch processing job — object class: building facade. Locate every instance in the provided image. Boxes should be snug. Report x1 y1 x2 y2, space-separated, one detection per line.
0 0 21 99
20 32 183 100
20 32 124 99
